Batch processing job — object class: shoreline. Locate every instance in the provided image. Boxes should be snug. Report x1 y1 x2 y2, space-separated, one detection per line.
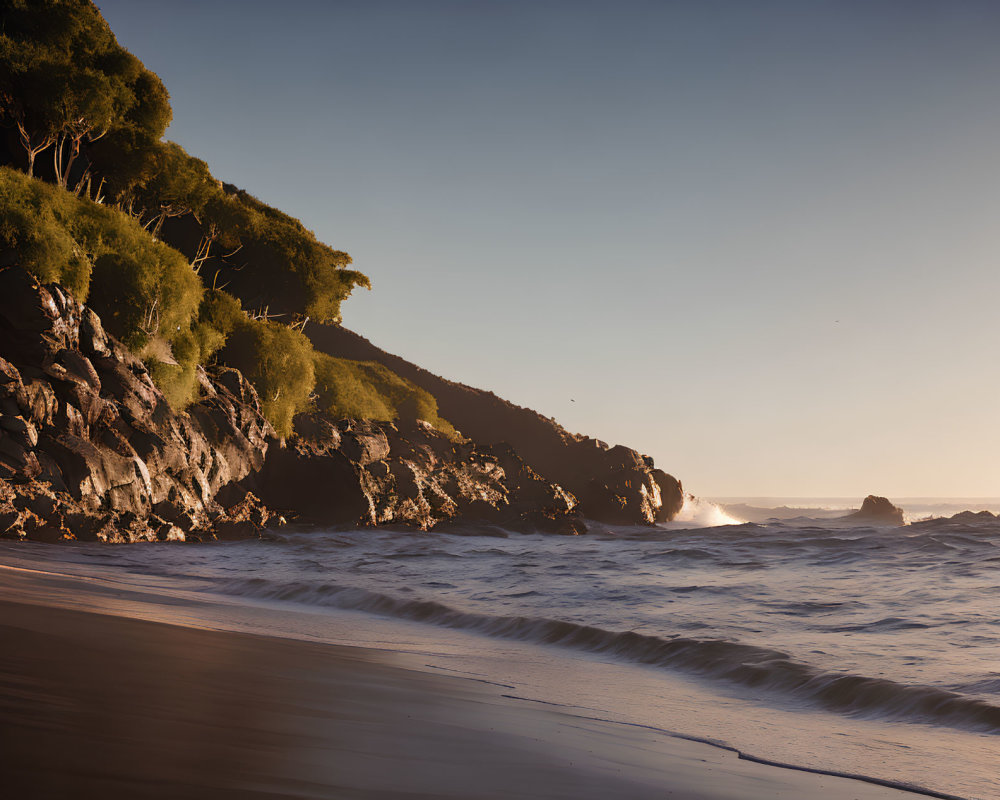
0 589 939 800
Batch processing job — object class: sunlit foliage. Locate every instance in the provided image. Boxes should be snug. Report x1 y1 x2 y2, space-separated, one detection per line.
220 318 316 438
0 165 200 345
313 353 455 435
0 0 166 186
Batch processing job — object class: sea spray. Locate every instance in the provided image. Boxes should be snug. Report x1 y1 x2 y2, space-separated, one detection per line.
667 495 745 527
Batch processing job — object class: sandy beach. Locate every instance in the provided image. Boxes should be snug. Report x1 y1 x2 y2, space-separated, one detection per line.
0 593 936 800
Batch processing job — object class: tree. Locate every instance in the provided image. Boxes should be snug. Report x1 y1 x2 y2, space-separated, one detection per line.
0 7 64 177
82 63 172 202
199 186 372 323
190 190 248 273
0 0 155 186
125 141 217 237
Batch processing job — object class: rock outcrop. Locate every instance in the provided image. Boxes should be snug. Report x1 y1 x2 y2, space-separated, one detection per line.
909 509 998 531
0 265 686 542
0 266 277 542
307 324 684 524
247 414 585 535
841 495 905 526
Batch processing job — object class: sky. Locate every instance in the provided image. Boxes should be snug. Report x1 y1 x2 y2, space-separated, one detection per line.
96 0 1000 498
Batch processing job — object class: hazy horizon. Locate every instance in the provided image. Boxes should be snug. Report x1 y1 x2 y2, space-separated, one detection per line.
95 0 1000 497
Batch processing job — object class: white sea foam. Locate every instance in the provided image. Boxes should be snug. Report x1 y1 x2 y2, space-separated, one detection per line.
667 495 745 527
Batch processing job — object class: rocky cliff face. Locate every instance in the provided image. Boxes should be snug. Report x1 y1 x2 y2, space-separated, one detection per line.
0 267 590 541
247 414 584 534
307 324 685 524
0 266 276 542
0 265 685 542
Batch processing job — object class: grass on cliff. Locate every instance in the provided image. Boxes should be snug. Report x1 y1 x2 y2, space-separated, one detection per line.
313 353 456 436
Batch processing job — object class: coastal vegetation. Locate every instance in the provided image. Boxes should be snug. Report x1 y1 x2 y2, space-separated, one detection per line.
0 0 450 435
313 354 457 436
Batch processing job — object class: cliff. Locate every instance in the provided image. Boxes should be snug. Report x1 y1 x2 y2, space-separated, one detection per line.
308 324 685 524
0 1 687 541
248 415 585 535
0 267 588 540
0 266 277 542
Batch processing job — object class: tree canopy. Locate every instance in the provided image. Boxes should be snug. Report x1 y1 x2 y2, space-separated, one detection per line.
0 0 166 185
0 2 432 437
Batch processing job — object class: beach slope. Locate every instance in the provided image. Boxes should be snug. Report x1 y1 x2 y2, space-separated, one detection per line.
0 599 930 800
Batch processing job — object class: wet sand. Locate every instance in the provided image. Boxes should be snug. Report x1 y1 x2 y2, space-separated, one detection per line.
0 599 935 800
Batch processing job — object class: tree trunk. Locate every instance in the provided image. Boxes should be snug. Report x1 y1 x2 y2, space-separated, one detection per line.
150 210 167 239
59 134 82 188
53 134 65 187
15 115 54 179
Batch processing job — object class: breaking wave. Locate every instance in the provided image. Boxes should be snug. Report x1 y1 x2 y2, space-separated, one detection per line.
666 496 744 528
215 576 1000 735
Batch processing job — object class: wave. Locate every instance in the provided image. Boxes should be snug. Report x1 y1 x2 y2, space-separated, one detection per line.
664 496 745 528
215 576 1000 735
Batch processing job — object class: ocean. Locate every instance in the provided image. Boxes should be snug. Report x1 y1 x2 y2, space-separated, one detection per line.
2 497 999 799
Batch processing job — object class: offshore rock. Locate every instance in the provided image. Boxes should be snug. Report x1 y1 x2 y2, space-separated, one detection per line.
0 266 278 542
308 324 684 525
841 495 905 526
247 415 586 535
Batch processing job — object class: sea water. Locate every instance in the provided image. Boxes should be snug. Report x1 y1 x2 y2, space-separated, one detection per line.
2 498 999 799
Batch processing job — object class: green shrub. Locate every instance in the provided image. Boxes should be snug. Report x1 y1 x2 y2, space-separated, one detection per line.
219 318 315 438
144 292 244 411
313 353 455 435
147 329 200 409
192 186 371 323
0 166 201 348
0 166 206 406
197 288 244 341
0 170 93 297
73 213 201 353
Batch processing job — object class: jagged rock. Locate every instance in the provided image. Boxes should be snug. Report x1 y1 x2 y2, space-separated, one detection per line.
211 492 280 540
842 495 905 526
0 266 275 542
0 263 684 541
245 414 584 533
651 468 685 522
339 422 391 466
307 323 684 525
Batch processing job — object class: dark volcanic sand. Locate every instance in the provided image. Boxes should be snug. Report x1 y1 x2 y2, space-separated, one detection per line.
0 600 928 800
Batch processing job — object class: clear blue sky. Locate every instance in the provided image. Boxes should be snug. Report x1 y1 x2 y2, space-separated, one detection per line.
97 0 1000 497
